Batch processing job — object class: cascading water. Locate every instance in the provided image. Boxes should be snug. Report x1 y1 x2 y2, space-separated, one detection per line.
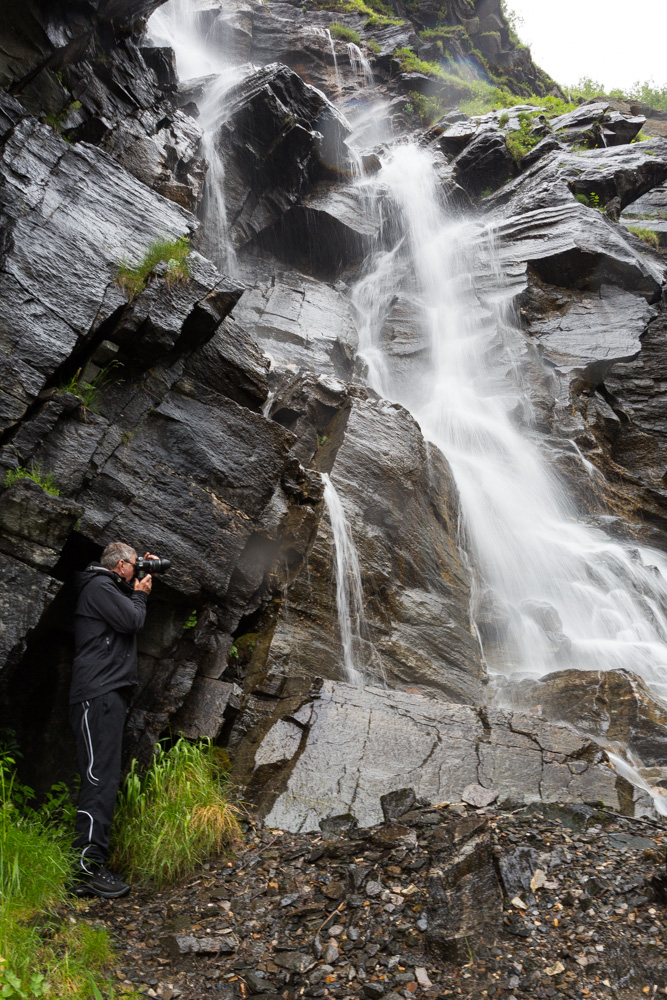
312 27 342 92
352 143 667 703
346 43 375 90
322 474 366 685
148 0 252 272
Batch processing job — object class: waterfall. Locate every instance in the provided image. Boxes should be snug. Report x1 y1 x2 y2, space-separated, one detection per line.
322 474 366 685
147 0 251 272
346 42 375 89
352 143 667 700
312 27 342 92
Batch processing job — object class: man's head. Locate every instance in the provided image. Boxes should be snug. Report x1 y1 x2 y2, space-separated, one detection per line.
100 542 137 583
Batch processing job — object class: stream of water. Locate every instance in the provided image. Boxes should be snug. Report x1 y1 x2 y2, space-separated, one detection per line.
352 144 667 703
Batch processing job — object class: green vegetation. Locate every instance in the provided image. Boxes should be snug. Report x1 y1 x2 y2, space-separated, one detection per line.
627 226 660 249
111 738 241 887
0 756 120 998
566 76 667 111
57 360 123 412
314 0 403 27
116 235 191 300
574 191 604 212
3 465 60 497
44 100 82 135
498 112 509 127
183 610 198 630
458 84 575 118
329 22 361 43
409 92 446 125
366 39 380 54
505 111 540 164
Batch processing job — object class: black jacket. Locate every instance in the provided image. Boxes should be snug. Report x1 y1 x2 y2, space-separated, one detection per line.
70 563 148 704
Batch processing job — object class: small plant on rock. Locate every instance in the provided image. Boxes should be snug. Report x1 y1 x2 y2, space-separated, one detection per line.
3 465 60 497
505 111 540 164
627 225 660 248
329 22 361 43
116 235 191 300
57 359 123 412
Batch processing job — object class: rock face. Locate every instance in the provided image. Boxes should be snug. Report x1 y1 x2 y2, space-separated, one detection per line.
2 0 667 828
233 680 641 832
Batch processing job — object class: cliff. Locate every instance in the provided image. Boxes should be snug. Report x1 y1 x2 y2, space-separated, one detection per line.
0 0 667 862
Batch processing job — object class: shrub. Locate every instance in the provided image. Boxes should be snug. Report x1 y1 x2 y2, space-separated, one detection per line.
314 0 402 27
627 225 660 248
116 235 191 300
57 359 123 412
329 22 360 44
410 92 446 124
111 738 241 887
366 39 380 54
3 465 60 497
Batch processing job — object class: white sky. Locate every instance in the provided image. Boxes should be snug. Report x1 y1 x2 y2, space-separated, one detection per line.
507 0 666 92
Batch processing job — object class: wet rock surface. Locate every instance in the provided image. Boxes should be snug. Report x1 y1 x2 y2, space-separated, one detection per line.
78 803 667 999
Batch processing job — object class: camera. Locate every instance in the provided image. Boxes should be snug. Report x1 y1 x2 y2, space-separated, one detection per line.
134 556 171 580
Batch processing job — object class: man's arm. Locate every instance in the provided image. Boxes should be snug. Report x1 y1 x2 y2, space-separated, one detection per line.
91 578 148 634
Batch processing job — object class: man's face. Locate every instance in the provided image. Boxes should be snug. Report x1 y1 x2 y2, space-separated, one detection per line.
115 554 136 583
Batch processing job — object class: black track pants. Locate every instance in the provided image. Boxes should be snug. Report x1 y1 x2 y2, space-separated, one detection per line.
69 689 127 871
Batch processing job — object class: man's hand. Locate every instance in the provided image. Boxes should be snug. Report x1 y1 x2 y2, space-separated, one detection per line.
134 574 152 594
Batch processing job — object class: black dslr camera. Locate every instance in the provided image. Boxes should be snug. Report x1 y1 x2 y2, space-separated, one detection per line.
134 556 171 580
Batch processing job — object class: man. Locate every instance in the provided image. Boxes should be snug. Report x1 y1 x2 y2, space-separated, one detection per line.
70 540 154 899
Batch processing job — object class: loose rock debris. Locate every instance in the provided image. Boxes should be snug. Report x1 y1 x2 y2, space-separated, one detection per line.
76 800 667 1000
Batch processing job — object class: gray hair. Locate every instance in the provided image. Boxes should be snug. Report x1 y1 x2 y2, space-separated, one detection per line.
100 541 137 569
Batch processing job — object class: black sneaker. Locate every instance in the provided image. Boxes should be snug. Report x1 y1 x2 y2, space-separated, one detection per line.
72 866 130 899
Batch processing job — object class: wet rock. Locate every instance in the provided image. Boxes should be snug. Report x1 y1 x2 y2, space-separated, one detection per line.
214 63 351 249
550 101 645 146
0 554 62 668
0 479 82 570
453 124 516 196
485 139 667 218
508 668 667 768
259 394 483 701
0 115 192 431
527 284 654 385
493 202 665 302
235 681 637 832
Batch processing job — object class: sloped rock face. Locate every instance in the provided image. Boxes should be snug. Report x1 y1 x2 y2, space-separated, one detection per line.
233 680 640 832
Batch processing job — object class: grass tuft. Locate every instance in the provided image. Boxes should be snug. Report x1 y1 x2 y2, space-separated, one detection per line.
627 225 660 249
0 757 119 997
111 738 241 887
329 22 361 44
116 236 191 300
57 360 123 412
3 465 61 497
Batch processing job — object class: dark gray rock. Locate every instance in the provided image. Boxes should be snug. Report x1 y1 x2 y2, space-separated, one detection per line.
493 202 665 302
0 116 193 431
0 553 62 668
0 479 82 570
549 101 645 146
453 124 516 195
485 139 667 217
215 63 351 249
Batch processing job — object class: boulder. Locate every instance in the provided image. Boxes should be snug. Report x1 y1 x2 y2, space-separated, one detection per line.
234 680 639 832
621 180 667 248
506 669 667 768
255 182 379 279
0 553 62 668
549 101 645 146
527 284 655 385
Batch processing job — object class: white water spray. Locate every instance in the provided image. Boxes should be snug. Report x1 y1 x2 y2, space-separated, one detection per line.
352 143 667 700
346 43 375 90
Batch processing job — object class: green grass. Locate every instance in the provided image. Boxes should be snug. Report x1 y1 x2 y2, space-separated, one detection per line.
505 112 540 164
57 360 123 412
0 758 120 998
329 22 361 43
627 225 660 249
116 235 191 300
3 465 60 497
314 0 403 27
110 738 241 888
409 91 446 124
366 38 380 54
565 76 667 111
